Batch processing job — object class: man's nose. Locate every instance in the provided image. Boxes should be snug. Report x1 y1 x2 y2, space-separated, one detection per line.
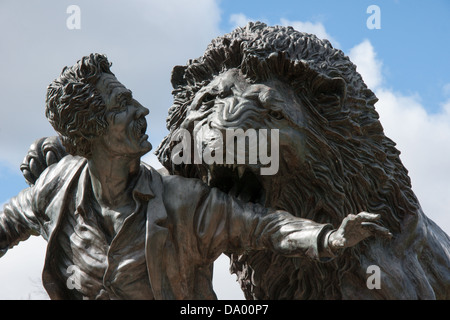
135 103 150 118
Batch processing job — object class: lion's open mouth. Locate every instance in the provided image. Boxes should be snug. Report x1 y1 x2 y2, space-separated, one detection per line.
207 164 266 204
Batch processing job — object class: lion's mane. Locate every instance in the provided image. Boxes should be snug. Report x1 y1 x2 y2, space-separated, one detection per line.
156 22 449 299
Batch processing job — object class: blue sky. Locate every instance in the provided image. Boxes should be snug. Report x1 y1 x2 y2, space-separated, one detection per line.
0 0 449 300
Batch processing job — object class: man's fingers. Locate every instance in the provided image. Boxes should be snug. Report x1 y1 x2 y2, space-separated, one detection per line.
361 222 393 238
354 212 381 221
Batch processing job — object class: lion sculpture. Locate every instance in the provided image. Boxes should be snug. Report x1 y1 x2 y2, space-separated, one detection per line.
21 22 449 299
154 22 450 299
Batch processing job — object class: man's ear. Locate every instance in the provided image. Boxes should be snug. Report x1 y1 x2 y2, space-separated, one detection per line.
311 76 347 107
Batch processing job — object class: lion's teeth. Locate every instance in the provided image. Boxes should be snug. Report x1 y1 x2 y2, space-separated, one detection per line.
207 170 212 184
238 166 245 178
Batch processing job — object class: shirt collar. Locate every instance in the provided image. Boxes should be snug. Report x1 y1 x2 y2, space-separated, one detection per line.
132 163 155 202
76 162 155 216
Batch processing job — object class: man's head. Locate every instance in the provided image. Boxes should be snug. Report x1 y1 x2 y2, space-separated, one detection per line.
92 73 151 159
46 53 151 158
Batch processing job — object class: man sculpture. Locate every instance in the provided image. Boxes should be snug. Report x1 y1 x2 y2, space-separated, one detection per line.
0 54 390 299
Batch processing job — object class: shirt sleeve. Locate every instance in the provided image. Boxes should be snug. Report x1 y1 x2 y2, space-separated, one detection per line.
0 187 41 257
188 180 335 264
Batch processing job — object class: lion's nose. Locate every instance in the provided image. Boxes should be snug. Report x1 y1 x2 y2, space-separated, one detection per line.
222 97 239 121
220 96 260 126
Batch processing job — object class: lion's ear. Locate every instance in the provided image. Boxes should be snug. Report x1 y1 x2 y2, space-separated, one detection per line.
311 76 347 107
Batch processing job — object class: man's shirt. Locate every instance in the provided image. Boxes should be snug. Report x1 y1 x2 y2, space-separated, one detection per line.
56 165 153 299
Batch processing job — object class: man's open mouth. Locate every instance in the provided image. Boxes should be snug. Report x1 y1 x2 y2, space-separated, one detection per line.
134 117 147 140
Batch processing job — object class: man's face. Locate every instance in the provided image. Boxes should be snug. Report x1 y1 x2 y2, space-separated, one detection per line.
94 73 152 158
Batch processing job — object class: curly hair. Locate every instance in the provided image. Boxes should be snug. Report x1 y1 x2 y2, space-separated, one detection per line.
45 53 114 158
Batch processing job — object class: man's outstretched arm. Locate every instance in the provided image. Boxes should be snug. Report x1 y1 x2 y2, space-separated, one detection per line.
0 187 41 258
168 176 392 263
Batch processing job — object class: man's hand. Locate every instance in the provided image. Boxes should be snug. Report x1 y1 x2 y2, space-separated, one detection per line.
328 212 392 251
20 136 68 186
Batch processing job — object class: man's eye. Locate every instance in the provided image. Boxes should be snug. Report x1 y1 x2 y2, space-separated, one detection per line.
113 107 125 113
202 93 216 104
116 101 130 112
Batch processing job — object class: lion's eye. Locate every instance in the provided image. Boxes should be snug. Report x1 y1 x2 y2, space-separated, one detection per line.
202 93 216 103
268 110 284 120
218 90 231 99
198 93 216 111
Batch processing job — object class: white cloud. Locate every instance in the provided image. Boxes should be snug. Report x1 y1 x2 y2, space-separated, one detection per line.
348 40 450 234
229 13 253 28
349 39 383 90
213 254 244 299
0 236 48 299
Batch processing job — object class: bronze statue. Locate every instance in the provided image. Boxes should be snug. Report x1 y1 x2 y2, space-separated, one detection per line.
155 22 450 299
0 53 390 299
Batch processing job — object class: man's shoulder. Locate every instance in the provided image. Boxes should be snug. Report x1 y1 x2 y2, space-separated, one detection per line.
142 164 209 195
161 172 206 190
30 155 87 220
35 155 87 188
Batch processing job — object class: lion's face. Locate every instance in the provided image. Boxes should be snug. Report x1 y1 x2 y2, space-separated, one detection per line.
176 68 310 207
